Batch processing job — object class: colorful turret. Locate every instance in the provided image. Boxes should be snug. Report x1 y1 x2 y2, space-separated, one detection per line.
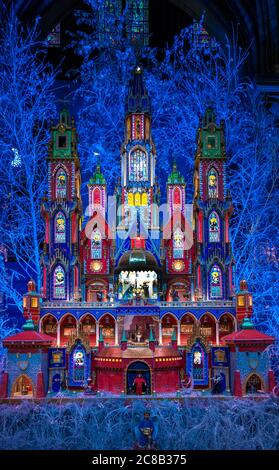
236 279 253 326
22 280 41 326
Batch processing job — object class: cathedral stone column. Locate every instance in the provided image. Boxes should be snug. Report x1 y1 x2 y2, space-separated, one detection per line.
96 320 99 347
177 320 181 346
114 320 119 346
57 322 61 347
216 320 220 345
159 320 163 345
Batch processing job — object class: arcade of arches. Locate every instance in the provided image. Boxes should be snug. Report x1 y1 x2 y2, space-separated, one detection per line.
41 312 235 347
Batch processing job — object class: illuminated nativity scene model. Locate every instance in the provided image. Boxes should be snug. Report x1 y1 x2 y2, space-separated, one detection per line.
0 66 276 399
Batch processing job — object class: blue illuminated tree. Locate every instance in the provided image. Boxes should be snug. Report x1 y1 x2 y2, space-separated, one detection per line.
0 6 57 312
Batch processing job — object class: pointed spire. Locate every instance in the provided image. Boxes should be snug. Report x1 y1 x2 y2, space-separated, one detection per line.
89 161 106 185
125 65 151 115
167 159 185 184
149 328 155 342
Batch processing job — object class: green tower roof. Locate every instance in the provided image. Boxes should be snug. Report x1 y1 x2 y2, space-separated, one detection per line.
241 316 255 330
22 318 35 331
167 161 185 184
89 163 106 185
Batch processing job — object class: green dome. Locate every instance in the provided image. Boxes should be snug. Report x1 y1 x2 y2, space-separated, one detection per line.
22 318 35 331
241 316 255 330
167 161 185 184
89 163 106 185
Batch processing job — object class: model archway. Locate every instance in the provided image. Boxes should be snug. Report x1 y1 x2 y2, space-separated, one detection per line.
200 313 217 344
12 375 34 398
86 280 108 302
126 361 151 395
219 313 235 342
99 314 115 345
180 313 196 346
79 314 97 346
161 314 178 345
41 314 58 342
59 314 77 347
245 374 263 394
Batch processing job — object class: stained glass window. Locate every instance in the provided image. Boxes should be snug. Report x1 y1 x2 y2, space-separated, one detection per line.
53 265 66 299
93 188 101 206
73 346 85 382
192 344 204 380
99 0 122 45
55 212 66 243
127 0 149 46
208 211 220 242
129 149 148 182
91 230 102 259
210 264 222 299
56 169 67 198
207 168 218 198
173 187 181 205
173 228 184 259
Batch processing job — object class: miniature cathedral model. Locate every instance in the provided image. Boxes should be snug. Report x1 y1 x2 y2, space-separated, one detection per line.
0 67 276 398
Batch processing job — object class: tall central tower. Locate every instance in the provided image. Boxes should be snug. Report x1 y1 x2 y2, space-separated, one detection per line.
114 66 161 298
116 66 160 251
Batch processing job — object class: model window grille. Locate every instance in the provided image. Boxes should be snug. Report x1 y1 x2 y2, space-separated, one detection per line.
173 228 184 259
53 265 66 299
207 168 218 198
126 0 149 46
129 149 148 182
210 264 222 299
55 212 66 243
99 0 122 44
208 211 220 242
56 169 67 198
91 230 102 259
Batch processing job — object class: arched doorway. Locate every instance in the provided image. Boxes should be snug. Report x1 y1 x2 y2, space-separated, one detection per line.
12 375 34 397
41 314 58 342
200 314 216 344
167 280 190 301
87 281 107 302
187 339 209 387
59 314 77 346
180 314 195 346
52 373 61 393
245 374 263 394
68 340 90 387
161 314 178 345
99 314 115 345
79 314 96 346
126 361 151 395
219 314 235 342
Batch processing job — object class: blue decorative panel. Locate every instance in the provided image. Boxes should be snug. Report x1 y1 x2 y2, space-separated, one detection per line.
211 347 230 367
186 339 209 386
48 348 66 369
68 341 90 387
